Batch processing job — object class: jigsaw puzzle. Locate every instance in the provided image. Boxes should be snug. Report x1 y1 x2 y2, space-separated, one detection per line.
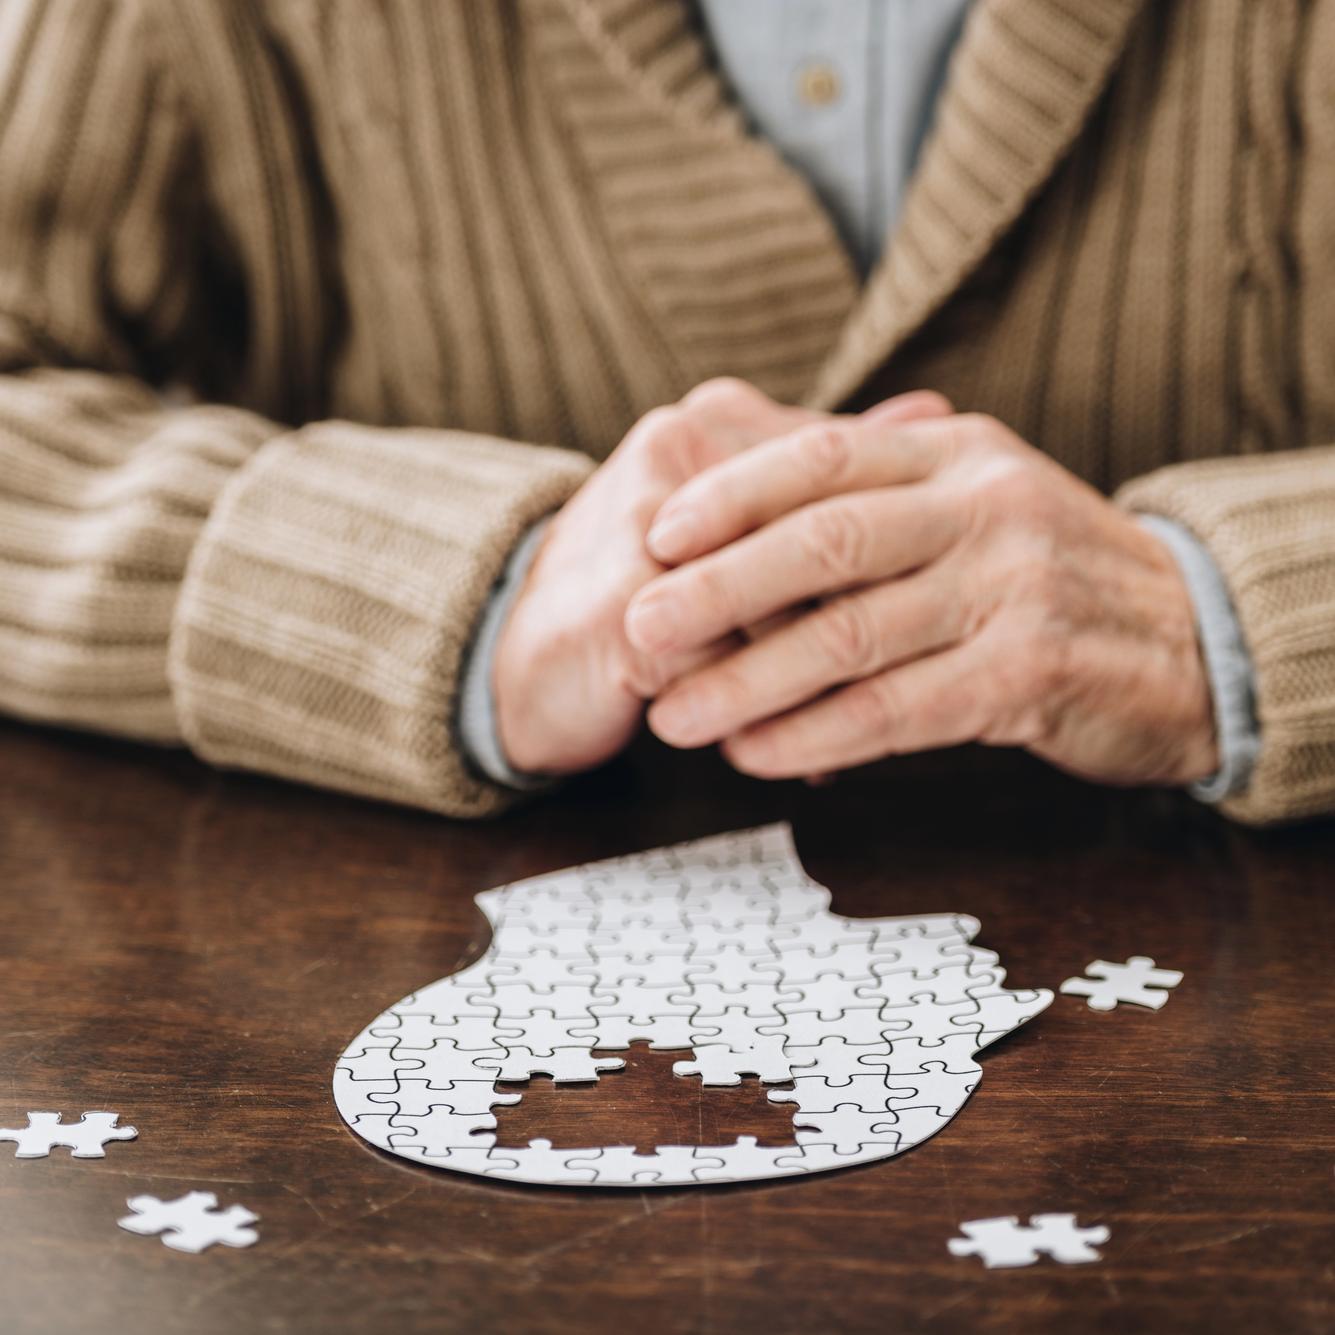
0 1111 137 1158
1060 957 1183 1011
948 1214 1110 1268
118 1192 260 1254
334 823 1051 1186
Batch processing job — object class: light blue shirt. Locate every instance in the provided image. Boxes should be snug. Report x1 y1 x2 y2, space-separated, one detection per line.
458 0 1259 804
700 0 971 273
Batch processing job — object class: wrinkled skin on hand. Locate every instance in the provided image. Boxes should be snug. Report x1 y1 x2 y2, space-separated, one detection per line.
493 379 947 775
626 402 1218 789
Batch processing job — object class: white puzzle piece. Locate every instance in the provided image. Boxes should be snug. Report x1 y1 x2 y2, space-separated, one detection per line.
333 823 1051 1186
948 1214 1110 1268
118 1192 259 1253
1060 957 1184 1011
0 1111 137 1158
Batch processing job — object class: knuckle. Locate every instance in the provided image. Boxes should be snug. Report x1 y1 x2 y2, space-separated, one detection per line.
621 647 670 698
954 411 1002 441
810 596 880 677
626 404 721 479
927 413 991 471
681 376 764 416
687 561 740 627
797 501 869 584
794 423 854 486
954 413 1020 458
838 677 900 739
704 660 752 718
627 405 685 466
970 456 1053 535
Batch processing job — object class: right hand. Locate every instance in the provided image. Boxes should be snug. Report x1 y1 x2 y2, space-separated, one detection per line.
492 379 821 776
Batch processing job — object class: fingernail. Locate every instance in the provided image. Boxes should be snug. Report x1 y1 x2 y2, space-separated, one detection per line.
647 509 698 563
649 691 705 745
860 391 948 424
625 594 678 651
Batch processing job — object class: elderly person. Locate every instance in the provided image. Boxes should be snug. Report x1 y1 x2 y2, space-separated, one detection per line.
2 0 1331 824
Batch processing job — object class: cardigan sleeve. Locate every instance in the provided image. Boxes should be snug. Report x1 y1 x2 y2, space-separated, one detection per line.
1117 446 1335 826
0 0 593 817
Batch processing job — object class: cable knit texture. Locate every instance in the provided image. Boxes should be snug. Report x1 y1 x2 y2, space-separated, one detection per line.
2 0 1334 821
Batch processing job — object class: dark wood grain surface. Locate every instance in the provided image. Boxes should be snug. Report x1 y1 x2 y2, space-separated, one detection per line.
1 718 1331 1335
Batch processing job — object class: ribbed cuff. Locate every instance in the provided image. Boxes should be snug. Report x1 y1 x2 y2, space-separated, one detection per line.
1118 445 1335 825
169 422 593 817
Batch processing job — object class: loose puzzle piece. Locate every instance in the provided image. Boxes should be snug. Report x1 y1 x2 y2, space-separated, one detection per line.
118 1192 259 1254
1060 957 1184 1011
0 1111 137 1158
333 823 1051 1186
948 1214 1110 1268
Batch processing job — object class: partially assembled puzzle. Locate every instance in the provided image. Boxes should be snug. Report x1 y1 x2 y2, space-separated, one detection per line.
5 824 1171 1258
334 823 1053 1186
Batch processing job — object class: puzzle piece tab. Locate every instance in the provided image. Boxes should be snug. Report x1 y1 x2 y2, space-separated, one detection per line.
1060 957 1183 1011
672 1034 794 1085
0 1111 137 1158
474 1047 625 1083
791 1103 902 1155
118 1192 259 1254
948 1214 1110 1268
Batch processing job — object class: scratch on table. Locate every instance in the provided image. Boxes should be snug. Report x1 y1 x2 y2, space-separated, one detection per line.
699 1191 716 1335
185 1184 425 1310
281 1181 333 1226
937 1142 958 1223
921 1288 973 1321
1006 1079 1059 1106
504 1193 689 1273
1164 1222 1270 1254
97 1168 262 1186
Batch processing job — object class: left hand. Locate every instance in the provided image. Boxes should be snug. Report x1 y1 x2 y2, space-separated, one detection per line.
624 411 1219 788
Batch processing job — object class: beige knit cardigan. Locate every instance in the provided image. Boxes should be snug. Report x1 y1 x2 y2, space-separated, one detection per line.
2 0 1333 823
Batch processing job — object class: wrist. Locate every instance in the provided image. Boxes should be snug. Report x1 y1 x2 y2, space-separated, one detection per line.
459 517 561 790
1141 525 1219 784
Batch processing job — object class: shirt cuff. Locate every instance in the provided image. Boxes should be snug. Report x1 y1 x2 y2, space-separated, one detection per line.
1136 514 1261 804
455 515 558 792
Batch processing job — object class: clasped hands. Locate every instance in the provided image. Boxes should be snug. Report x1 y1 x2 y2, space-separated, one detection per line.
493 379 1218 790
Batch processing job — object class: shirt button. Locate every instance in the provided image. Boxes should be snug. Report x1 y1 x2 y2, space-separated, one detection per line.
796 61 841 107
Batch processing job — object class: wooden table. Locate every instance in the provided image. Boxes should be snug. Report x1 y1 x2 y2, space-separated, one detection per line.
1 718 1330 1334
